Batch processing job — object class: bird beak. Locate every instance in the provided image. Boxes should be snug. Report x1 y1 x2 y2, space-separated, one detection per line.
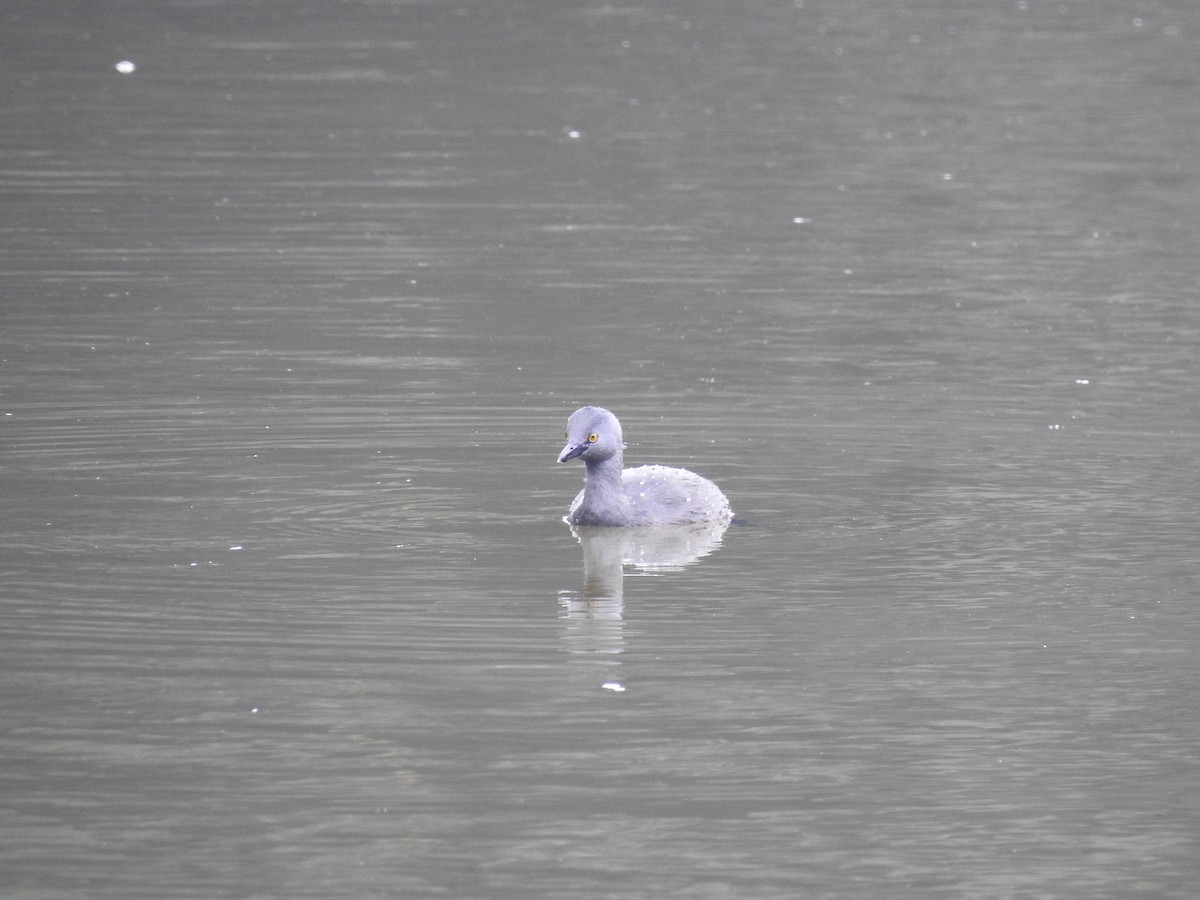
558 442 587 463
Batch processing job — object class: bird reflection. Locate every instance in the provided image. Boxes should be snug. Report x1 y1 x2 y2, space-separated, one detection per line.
558 519 730 687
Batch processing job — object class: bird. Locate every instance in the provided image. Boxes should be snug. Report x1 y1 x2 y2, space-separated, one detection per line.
557 406 732 527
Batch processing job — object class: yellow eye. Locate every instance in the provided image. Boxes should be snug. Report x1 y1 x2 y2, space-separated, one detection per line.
587 433 599 443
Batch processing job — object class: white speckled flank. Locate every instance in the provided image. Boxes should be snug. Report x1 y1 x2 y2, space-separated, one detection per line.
558 406 732 527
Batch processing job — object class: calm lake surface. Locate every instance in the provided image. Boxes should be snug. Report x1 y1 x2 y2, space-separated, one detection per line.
3 1 1199 897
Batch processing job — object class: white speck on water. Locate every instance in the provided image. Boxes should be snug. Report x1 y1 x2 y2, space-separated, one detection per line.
1075 378 1090 385
601 682 626 692
116 60 136 74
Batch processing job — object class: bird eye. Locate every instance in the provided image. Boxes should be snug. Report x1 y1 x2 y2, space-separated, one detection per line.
587 433 599 443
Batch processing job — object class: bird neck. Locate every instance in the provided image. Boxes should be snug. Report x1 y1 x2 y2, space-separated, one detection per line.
582 454 627 512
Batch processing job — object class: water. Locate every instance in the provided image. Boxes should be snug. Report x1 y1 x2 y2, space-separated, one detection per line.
3 1 1199 897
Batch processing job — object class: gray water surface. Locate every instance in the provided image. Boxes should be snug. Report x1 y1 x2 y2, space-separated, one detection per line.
3 2 1199 898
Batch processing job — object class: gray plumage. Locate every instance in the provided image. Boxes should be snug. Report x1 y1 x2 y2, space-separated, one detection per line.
558 406 733 527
